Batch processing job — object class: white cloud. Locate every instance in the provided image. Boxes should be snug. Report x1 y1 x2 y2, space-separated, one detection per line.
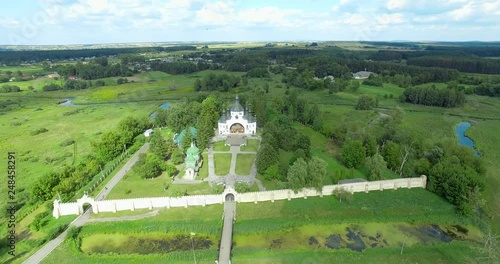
386 0 408 10
376 13 406 25
0 18 21 29
342 13 367 25
0 0 497 44
448 2 476 20
237 6 304 28
196 1 234 26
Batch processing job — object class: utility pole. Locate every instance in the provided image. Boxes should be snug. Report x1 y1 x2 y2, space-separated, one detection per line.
190 232 197 264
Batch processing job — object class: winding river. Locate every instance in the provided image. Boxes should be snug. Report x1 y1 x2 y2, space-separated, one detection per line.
455 122 480 157
59 98 170 120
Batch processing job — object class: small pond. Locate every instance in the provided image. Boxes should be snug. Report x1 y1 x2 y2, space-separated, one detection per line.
149 103 170 119
455 122 480 157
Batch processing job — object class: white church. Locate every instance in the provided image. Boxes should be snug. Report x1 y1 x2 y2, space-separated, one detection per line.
218 95 257 135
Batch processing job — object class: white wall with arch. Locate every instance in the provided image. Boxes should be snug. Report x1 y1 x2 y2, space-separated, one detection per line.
53 176 427 218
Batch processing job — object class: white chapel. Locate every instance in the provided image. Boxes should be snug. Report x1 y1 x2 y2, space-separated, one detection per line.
218 95 257 135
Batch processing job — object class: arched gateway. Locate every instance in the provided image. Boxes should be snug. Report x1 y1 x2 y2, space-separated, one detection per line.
225 193 235 202
230 123 244 134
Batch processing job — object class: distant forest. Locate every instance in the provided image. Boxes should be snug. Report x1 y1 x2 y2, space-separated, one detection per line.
0 46 196 64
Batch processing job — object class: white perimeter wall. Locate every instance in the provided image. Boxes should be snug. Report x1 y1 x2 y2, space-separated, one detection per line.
53 176 426 218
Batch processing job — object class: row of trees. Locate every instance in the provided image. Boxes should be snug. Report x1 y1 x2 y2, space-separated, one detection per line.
150 61 214 75
400 85 466 107
42 79 105 91
407 56 500 74
0 46 196 65
0 84 21 93
474 83 500 97
194 73 241 92
52 59 133 80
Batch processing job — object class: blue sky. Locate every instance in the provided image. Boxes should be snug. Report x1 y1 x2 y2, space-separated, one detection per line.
1 0 499 45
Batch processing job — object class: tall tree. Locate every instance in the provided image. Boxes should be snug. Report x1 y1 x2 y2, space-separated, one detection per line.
306 157 327 192
150 132 168 159
287 158 308 192
256 143 279 174
181 128 193 152
196 95 219 151
365 153 387 180
341 140 366 168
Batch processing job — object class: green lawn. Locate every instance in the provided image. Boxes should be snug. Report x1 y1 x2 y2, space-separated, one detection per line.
231 188 485 263
212 140 230 151
214 153 232 176
196 153 209 180
235 154 255 175
240 139 260 152
106 167 213 199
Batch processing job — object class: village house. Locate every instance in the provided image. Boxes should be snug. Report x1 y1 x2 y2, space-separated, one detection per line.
352 71 378 79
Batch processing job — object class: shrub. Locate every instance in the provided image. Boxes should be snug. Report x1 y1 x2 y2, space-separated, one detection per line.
171 150 184 165
30 128 49 135
235 183 251 193
165 163 178 177
355 94 378 110
60 138 75 147
211 184 225 194
66 226 82 241
0 84 21 93
29 211 50 231
42 83 62 91
95 80 106 87
170 186 187 197
47 224 68 240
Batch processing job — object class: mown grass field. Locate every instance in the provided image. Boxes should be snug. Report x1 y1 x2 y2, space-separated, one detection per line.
235 154 255 175
212 140 230 151
106 169 214 199
240 139 259 152
214 153 232 176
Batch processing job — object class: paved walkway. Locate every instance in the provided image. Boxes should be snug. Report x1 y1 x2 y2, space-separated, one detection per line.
23 143 150 264
218 197 236 264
